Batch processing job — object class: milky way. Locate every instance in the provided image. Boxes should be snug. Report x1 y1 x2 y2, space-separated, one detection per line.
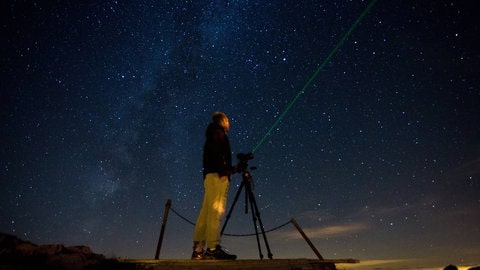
1 1 479 268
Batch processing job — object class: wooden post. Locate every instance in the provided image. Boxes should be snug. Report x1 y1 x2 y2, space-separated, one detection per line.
290 218 324 260
155 199 172 259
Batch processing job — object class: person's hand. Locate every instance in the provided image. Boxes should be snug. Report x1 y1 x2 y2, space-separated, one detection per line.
220 175 228 182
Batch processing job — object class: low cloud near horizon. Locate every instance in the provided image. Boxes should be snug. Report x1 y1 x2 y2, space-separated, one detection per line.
272 221 370 240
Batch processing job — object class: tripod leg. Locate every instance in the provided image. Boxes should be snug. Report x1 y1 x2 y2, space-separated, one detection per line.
248 189 273 259
244 183 249 214
246 184 264 259
221 181 245 236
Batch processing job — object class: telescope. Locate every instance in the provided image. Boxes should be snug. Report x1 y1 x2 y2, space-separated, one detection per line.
236 152 254 162
235 153 254 172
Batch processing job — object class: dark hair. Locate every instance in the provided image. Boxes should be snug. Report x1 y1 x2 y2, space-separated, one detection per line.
212 111 228 124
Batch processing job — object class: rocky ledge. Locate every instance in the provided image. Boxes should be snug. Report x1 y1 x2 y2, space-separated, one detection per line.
0 232 119 270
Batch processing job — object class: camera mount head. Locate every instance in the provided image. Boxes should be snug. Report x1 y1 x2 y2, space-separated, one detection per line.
236 152 254 172
236 152 254 162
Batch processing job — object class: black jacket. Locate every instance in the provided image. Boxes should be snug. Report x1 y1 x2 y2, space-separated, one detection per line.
203 122 232 178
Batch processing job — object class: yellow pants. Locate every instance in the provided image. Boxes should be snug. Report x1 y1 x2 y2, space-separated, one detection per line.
193 173 230 249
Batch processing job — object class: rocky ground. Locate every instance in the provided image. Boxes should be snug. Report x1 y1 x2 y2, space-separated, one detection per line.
2 233 478 270
0 232 124 270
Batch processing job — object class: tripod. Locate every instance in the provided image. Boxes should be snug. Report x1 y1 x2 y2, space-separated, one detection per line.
221 163 273 259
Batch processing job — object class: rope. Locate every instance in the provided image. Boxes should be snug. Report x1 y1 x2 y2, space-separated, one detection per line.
170 207 292 237
223 220 291 237
170 207 196 226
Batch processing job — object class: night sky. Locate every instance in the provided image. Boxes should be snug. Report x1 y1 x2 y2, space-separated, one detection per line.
1 1 479 269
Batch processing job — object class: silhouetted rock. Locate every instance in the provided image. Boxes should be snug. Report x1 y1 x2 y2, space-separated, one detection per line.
0 232 118 270
444 265 458 270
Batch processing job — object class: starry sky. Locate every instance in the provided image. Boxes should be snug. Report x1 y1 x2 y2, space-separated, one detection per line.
1 0 479 268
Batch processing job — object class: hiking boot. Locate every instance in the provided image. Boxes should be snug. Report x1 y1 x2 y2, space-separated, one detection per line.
204 245 237 260
191 249 205 260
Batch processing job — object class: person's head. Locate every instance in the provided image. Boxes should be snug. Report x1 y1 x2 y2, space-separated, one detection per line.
212 111 230 133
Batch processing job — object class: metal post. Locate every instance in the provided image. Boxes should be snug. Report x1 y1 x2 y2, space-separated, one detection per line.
290 218 324 260
155 199 172 259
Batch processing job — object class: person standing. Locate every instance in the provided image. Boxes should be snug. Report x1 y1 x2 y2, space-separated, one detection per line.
191 112 237 260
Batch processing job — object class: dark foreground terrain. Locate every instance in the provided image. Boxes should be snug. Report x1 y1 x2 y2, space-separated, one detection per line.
0 232 123 270
0 232 342 270
2 233 477 270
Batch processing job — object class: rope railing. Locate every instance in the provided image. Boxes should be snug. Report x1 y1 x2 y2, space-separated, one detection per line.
170 206 291 237
169 207 196 226
224 220 291 237
155 199 325 260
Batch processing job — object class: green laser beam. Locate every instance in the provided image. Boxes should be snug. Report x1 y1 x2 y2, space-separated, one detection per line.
251 0 378 154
